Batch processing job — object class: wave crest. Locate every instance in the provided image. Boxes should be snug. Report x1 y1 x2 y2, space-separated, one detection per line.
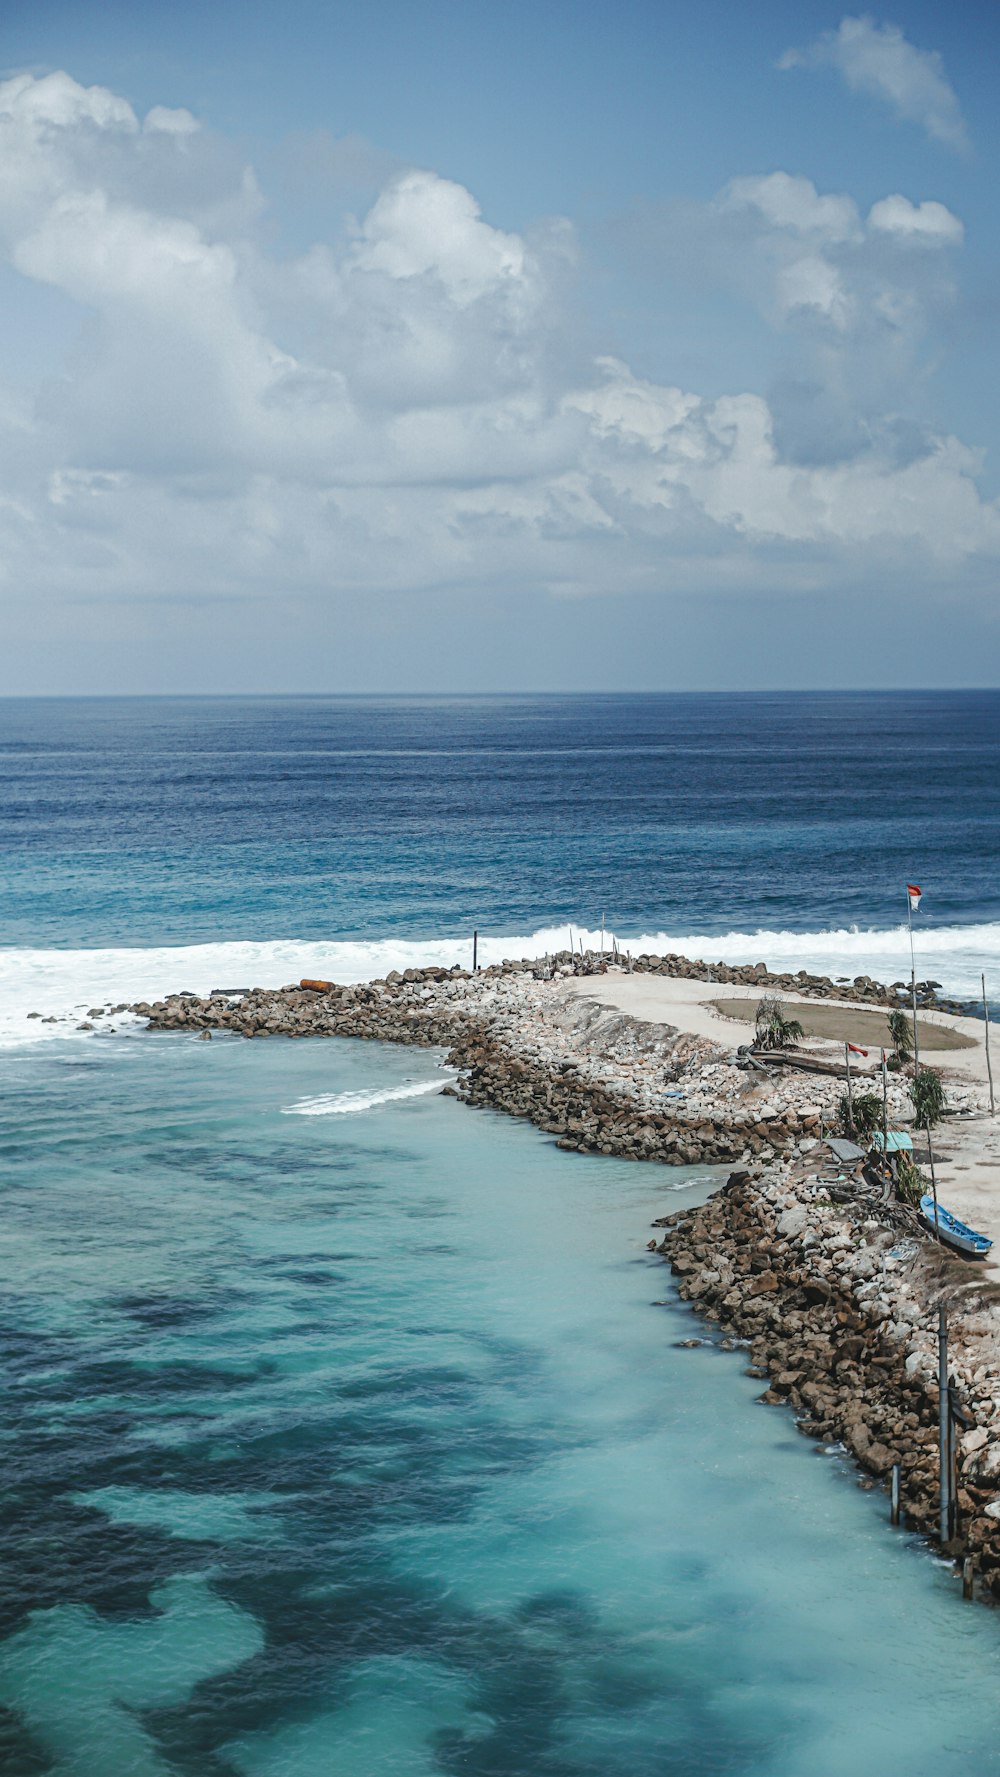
1 920 996 1048
282 1079 449 1117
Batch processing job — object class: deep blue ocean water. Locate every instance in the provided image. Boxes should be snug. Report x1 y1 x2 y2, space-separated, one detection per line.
2 690 998 949
2 692 1000 1775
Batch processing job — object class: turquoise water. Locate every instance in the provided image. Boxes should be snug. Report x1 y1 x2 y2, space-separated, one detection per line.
2 1027 999 1776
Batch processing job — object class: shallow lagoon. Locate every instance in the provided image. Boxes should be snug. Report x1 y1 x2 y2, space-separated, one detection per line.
2 1030 999 1777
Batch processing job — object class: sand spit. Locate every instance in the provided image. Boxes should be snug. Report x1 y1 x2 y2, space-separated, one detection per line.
131 946 1000 1599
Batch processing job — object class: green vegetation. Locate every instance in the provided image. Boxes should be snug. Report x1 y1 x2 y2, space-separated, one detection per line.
839 1090 883 1141
894 1150 925 1206
909 1067 948 1130
887 1008 914 1065
755 995 804 1051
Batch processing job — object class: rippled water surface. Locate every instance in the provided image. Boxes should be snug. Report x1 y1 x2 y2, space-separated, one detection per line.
2 1030 999 1777
2 691 998 947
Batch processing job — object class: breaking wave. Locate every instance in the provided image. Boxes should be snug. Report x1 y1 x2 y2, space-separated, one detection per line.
1 920 996 1048
282 1079 450 1117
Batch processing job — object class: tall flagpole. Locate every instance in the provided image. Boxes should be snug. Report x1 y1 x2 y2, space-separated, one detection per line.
907 887 921 1075
906 883 941 1241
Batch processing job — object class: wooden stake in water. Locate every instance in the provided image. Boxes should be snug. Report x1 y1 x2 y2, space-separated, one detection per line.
890 1462 901 1526
938 1306 951 1546
963 1557 975 1601
984 974 996 1116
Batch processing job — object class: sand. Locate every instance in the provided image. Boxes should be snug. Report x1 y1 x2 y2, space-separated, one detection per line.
561 971 1000 1274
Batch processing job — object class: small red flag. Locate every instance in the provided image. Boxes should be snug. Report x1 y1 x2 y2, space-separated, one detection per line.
847 1042 869 1057
907 884 921 910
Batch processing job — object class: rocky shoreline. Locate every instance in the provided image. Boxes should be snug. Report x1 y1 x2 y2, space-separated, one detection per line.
655 1166 1000 1603
129 948 1000 1599
134 957 851 1165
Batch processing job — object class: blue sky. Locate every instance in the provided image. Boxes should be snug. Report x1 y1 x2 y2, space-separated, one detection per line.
2 0 999 690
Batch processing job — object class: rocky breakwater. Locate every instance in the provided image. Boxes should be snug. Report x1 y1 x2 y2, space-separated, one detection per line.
136 959 839 1169
656 1167 1000 1600
134 966 479 1047
628 952 964 1015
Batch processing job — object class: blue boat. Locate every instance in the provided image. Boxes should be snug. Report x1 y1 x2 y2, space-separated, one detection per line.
920 1193 993 1258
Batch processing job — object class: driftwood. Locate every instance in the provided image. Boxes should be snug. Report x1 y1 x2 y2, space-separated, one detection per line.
748 1046 875 1082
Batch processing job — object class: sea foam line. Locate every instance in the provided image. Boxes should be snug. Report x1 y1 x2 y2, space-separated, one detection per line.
1 921 997 1048
282 1079 449 1117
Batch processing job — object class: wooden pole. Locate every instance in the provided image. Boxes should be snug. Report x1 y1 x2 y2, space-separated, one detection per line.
473 930 478 973
890 1462 901 1526
881 1048 889 1161
938 1307 951 1546
927 1123 941 1243
844 1042 854 1131
983 974 996 1116
600 911 605 955
963 1557 975 1601
947 1380 960 1542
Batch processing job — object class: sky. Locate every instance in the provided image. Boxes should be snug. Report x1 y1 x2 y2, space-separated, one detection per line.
1 0 998 692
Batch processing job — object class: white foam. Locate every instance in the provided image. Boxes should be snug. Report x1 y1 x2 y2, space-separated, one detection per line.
1 920 996 1049
283 1078 450 1117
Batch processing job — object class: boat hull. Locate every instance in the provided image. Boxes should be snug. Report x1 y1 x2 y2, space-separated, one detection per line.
920 1193 992 1258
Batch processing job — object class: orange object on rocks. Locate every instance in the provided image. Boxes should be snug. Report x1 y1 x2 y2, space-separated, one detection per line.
300 978 334 992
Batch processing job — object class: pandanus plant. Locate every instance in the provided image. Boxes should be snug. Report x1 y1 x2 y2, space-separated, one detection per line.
910 1067 947 1130
754 995 804 1051
887 1008 914 1066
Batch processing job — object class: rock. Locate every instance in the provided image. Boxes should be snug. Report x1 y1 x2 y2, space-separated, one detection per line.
963 1428 989 1455
772 1371 804 1394
777 1206 808 1238
864 1441 896 1476
749 1272 778 1296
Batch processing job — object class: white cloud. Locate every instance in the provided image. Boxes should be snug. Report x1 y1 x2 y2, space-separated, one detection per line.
144 105 200 136
780 15 969 151
774 254 852 328
696 171 963 352
868 194 963 245
723 172 860 243
0 69 137 134
350 170 528 306
0 68 994 637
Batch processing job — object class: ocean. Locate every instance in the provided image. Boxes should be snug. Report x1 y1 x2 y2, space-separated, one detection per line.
2 690 999 1775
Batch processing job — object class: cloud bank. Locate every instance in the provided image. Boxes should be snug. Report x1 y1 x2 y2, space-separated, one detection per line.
0 69 995 648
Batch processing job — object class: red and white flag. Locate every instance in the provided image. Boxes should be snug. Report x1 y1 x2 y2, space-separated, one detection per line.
847 1042 868 1057
906 883 921 911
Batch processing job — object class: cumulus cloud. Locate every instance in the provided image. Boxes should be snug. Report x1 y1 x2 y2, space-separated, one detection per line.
616 168 966 464
868 194 964 245
0 67 995 639
665 171 962 343
780 15 970 151
723 172 861 243
350 170 528 306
